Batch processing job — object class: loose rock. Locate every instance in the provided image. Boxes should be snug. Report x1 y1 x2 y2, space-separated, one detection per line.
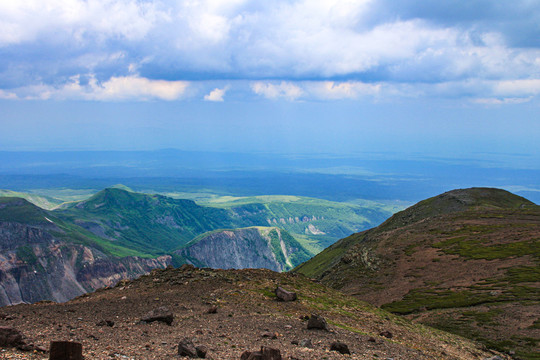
379 330 393 339
307 314 328 331
241 346 282 360
330 341 351 354
275 287 297 302
196 345 208 358
49 340 83 360
178 338 197 357
96 320 114 327
0 327 24 348
261 332 278 339
141 306 174 325
299 339 313 348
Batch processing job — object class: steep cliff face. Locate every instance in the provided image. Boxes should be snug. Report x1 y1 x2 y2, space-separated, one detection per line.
176 227 311 272
0 198 171 307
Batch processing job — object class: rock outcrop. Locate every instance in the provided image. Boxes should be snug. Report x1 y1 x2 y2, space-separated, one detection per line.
0 198 171 306
175 227 310 272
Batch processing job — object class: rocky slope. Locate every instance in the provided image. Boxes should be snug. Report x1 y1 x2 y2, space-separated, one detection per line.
0 197 171 307
175 227 311 271
295 188 539 359
0 265 508 359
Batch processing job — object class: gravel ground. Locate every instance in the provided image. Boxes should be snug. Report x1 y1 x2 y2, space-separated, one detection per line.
0 266 508 360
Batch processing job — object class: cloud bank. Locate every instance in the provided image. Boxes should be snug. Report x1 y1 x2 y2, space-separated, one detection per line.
0 0 539 102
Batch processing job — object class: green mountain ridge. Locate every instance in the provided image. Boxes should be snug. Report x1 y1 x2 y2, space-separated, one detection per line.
57 188 235 254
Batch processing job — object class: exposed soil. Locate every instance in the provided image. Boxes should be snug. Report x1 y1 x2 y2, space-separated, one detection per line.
0 266 504 359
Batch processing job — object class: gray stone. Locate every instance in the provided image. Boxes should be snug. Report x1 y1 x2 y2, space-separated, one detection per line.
330 341 350 354
178 338 197 357
307 314 328 331
275 287 297 301
195 345 207 358
141 306 174 325
299 339 313 348
241 347 282 360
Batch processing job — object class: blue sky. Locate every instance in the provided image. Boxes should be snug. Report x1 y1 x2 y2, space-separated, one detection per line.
0 0 539 166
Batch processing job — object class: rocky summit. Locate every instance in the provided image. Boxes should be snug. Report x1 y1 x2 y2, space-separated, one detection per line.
295 188 540 359
0 265 507 359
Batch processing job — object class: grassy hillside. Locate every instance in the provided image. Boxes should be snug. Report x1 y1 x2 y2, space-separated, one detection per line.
0 197 53 225
295 188 540 359
55 188 236 255
200 194 395 254
0 197 148 257
0 190 63 210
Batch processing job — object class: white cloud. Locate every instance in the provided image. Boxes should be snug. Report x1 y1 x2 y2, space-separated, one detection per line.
307 81 381 99
493 79 540 97
251 82 304 100
1 0 540 103
5 75 189 101
0 0 167 45
472 97 533 105
0 89 17 100
204 86 229 102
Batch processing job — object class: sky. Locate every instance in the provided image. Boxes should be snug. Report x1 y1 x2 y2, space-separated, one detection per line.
0 0 539 166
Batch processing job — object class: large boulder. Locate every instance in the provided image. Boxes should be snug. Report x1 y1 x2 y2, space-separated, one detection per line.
275 287 297 301
307 314 328 331
141 306 174 325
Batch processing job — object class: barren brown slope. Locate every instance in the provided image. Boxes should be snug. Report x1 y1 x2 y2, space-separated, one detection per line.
0 266 506 359
295 188 540 359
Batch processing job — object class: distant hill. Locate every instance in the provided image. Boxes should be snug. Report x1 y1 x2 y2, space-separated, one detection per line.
0 190 63 210
295 188 539 359
56 188 236 255
175 227 311 272
200 194 394 254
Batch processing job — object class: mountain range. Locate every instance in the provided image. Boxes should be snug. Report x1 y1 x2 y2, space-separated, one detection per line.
0 186 367 306
0 186 538 358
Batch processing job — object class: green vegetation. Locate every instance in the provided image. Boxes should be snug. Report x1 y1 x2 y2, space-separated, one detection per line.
0 190 62 210
382 289 495 314
16 245 39 265
294 231 366 278
433 236 540 260
200 194 395 254
0 197 51 224
55 188 236 254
